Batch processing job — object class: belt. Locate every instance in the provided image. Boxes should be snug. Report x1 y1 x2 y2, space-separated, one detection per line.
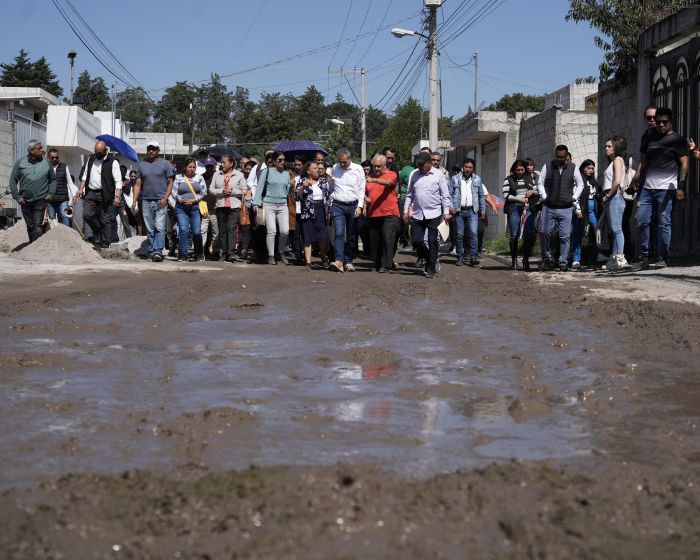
334 199 358 206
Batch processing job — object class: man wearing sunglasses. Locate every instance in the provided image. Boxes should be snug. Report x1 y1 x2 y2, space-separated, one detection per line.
633 107 689 270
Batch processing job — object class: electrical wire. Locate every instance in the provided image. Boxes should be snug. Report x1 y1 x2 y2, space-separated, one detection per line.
341 0 374 68
222 0 268 73
356 0 393 65
328 0 355 69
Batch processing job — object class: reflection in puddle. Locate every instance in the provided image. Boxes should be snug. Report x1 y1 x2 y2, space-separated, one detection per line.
3 294 693 489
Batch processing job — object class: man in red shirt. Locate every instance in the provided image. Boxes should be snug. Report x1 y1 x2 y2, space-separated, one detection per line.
365 154 399 273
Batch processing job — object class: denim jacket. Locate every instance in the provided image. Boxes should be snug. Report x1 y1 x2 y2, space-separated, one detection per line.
448 173 485 215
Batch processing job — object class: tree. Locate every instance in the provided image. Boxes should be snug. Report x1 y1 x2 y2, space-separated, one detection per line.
116 87 152 131
73 70 110 112
485 93 545 117
375 97 423 168
566 0 688 90
291 85 326 139
196 74 233 145
0 49 63 97
327 123 354 156
153 81 196 143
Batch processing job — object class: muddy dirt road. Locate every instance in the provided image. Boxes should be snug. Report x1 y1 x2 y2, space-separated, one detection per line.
1 253 699 558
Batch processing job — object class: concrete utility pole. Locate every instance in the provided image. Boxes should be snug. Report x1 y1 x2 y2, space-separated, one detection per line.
111 83 116 136
392 1 443 151
67 51 76 105
474 51 479 115
427 2 439 151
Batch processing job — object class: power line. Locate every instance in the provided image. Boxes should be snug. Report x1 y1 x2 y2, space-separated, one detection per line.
341 0 374 68
222 0 268 73
328 0 355 69
357 0 394 65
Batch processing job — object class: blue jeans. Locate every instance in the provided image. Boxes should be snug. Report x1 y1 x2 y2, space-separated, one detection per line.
142 199 168 256
455 209 479 261
608 193 626 255
541 206 573 265
507 204 537 245
175 203 203 256
637 187 674 260
571 200 598 263
47 200 71 226
331 202 358 264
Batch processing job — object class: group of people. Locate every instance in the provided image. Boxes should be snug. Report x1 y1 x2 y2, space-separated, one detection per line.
7 104 695 276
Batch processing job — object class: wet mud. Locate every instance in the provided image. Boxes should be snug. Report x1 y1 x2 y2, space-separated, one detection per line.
1 253 699 558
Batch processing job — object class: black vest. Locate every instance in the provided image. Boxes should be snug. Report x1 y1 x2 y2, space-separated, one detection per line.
543 161 576 209
84 155 117 199
53 162 69 202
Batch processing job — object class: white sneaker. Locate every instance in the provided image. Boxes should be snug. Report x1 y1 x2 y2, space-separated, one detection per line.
615 255 629 269
572 261 581 269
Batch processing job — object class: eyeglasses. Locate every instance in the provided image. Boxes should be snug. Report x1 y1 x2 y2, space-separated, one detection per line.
645 115 656 121
276 158 286 162
655 119 670 125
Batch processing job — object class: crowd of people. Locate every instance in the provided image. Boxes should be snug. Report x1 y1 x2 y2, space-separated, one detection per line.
7 104 696 276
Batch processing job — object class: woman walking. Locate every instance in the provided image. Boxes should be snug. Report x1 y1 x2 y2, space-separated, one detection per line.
570 159 602 268
210 155 247 263
601 136 629 271
296 161 332 269
172 158 207 262
253 151 292 265
502 159 536 270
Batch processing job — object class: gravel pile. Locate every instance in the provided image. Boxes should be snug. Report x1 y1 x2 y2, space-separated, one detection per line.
14 224 104 264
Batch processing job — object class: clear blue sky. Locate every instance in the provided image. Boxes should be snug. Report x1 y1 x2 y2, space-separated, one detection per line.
2 0 604 119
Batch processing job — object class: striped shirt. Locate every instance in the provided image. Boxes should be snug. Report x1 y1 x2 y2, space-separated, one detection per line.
502 176 528 204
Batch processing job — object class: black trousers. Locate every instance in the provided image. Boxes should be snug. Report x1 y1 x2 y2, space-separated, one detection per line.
369 216 399 270
83 189 112 245
217 207 240 258
21 198 47 243
411 216 441 273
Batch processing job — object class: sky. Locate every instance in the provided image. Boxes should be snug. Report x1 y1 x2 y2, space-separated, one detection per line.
2 0 605 121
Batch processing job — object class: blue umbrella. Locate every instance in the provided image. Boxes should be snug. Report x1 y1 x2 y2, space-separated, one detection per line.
273 140 329 160
96 134 138 162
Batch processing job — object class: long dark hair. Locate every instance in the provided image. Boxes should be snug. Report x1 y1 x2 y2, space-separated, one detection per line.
579 159 601 190
510 159 527 177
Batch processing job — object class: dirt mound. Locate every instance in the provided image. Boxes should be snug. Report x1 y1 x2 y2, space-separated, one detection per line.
14 224 104 264
0 225 29 250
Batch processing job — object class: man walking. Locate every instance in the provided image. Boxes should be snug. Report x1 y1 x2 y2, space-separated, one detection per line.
366 154 399 273
9 139 56 243
46 149 77 226
633 107 689 269
131 141 174 262
536 144 584 272
403 151 452 278
448 157 485 267
78 141 122 249
330 148 366 272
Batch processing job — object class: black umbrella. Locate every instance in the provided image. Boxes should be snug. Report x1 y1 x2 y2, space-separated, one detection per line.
192 144 243 160
273 140 329 162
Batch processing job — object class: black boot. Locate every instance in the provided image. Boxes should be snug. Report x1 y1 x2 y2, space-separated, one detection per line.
522 239 533 271
509 241 518 270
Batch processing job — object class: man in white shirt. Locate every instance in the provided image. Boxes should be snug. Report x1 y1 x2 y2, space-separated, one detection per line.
79 141 122 249
330 148 366 272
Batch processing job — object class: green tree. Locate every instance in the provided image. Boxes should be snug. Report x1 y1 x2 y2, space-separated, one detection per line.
352 105 388 158
196 74 233 145
0 49 63 97
116 87 152 131
327 123 354 157
230 86 258 150
485 92 545 117
153 81 196 144
291 85 326 139
73 70 110 112
375 97 423 168
566 0 688 89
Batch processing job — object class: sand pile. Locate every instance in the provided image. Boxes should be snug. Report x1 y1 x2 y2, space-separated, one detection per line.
15 224 105 264
0 224 30 250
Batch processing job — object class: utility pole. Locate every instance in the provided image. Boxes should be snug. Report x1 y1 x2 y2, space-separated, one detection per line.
327 66 367 159
111 83 116 136
427 2 439 151
67 51 76 105
473 51 479 116
361 67 366 161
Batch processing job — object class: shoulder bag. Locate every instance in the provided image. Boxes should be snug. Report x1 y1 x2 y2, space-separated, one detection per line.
183 176 209 218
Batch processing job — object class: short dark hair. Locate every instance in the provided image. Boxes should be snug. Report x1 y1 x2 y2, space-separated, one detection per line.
555 144 568 153
47 148 59 156
655 106 672 119
294 155 306 164
643 105 656 113
360 160 371 168
524 157 535 167
382 146 396 156
462 157 476 167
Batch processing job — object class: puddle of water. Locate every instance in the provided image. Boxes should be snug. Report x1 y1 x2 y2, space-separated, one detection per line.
1 294 699 489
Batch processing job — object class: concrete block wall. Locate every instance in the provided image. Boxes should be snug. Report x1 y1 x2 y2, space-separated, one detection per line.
557 111 599 168
598 80 638 172
0 121 13 193
517 108 557 169
545 84 598 111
